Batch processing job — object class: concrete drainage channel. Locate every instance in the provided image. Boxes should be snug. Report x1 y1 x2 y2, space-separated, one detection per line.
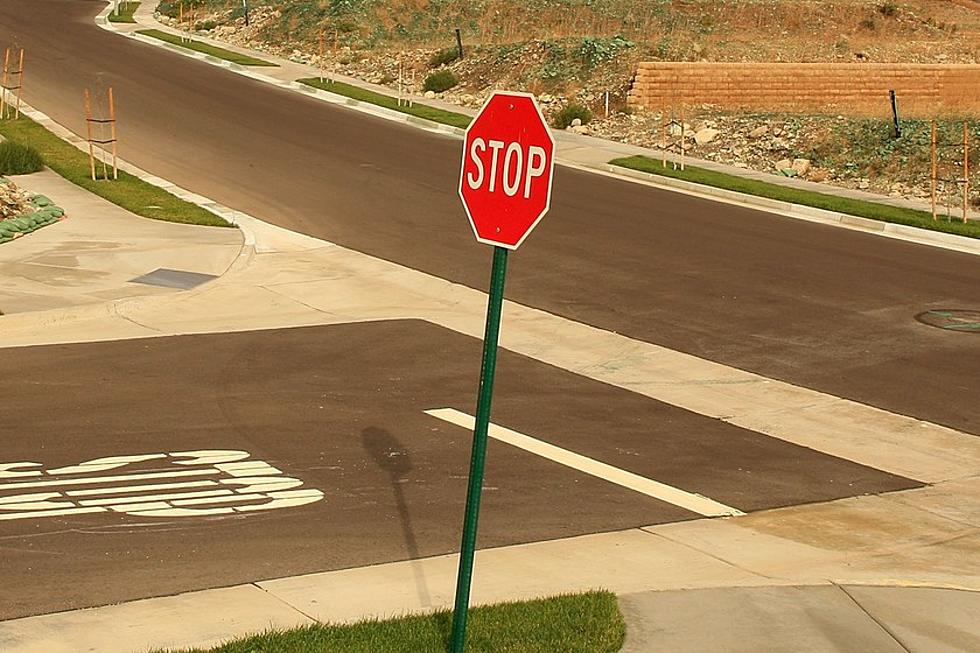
915 309 980 333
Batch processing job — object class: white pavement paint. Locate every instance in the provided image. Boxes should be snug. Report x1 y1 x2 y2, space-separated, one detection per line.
0 450 323 521
426 408 745 517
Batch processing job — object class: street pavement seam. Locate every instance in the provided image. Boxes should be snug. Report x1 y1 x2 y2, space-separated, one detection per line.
92 2 980 259
836 584 915 653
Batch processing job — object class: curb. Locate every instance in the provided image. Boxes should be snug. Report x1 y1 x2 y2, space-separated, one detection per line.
11 93 267 259
599 163 980 256
97 8 466 140
94 2 980 258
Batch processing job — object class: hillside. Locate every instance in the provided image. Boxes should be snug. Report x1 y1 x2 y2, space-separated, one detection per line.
162 0 980 106
157 0 979 208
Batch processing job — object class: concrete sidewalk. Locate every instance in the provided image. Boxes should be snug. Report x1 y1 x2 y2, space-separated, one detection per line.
620 585 980 653
0 169 242 314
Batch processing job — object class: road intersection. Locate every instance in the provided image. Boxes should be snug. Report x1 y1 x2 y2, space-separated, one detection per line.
0 2 978 651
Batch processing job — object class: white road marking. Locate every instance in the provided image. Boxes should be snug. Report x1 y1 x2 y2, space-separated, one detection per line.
0 463 42 479
48 454 167 475
0 450 324 522
78 489 234 507
216 461 283 477
0 507 106 521
67 480 219 497
171 450 250 465
0 469 220 491
426 408 745 518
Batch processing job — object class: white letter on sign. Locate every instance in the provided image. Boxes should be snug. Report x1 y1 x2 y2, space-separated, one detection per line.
467 138 486 190
503 143 523 197
487 140 505 192
524 146 547 199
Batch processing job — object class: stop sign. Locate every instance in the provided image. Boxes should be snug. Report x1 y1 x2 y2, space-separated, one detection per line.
458 92 556 249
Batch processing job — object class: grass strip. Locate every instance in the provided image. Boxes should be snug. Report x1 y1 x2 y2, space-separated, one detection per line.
107 1 139 23
612 155 980 240
299 78 473 130
155 591 625 653
0 115 232 227
136 29 277 67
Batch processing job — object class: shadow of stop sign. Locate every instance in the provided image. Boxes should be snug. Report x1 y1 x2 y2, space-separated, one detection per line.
458 92 556 249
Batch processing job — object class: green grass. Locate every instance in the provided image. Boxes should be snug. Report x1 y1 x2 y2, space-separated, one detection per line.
136 29 277 67
612 155 980 240
298 78 473 130
0 116 232 227
0 141 44 175
155 591 625 653
107 1 139 23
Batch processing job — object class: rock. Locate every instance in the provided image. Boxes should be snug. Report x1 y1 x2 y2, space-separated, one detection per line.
858 179 871 190
571 118 583 127
791 158 811 176
772 126 783 137
539 94 554 103
667 123 683 136
462 94 476 104
775 159 792 172
568 125 591 135
748 125 769 139
694 128 720 146
424 90 436 99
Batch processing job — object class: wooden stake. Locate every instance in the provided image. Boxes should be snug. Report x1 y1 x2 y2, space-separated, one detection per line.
931 120 938 221
964 122 970 224
15 48 23 119
84 88 96 181
318 31 324 83
1 48 9 120
680 101 686 172
109 87 118 181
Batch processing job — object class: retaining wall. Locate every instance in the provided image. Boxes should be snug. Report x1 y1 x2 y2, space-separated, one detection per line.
628 63 980 116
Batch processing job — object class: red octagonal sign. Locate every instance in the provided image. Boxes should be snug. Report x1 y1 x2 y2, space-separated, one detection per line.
459 92 556 250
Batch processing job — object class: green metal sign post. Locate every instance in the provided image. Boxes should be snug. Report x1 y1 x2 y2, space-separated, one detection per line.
451 90 555 652
449 245 508 653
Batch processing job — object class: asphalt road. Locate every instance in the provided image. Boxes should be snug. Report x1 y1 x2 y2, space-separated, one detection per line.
0 322 916 619
2 1 979 437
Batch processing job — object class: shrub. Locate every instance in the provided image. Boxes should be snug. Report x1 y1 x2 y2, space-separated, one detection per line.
553 103 593 129
428 47 459 68
195 19 218 31
423 70 458 93
878 2 899 17
0 141 44 175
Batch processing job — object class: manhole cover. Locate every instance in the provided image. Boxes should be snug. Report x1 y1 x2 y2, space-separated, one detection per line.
915 309 980 333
